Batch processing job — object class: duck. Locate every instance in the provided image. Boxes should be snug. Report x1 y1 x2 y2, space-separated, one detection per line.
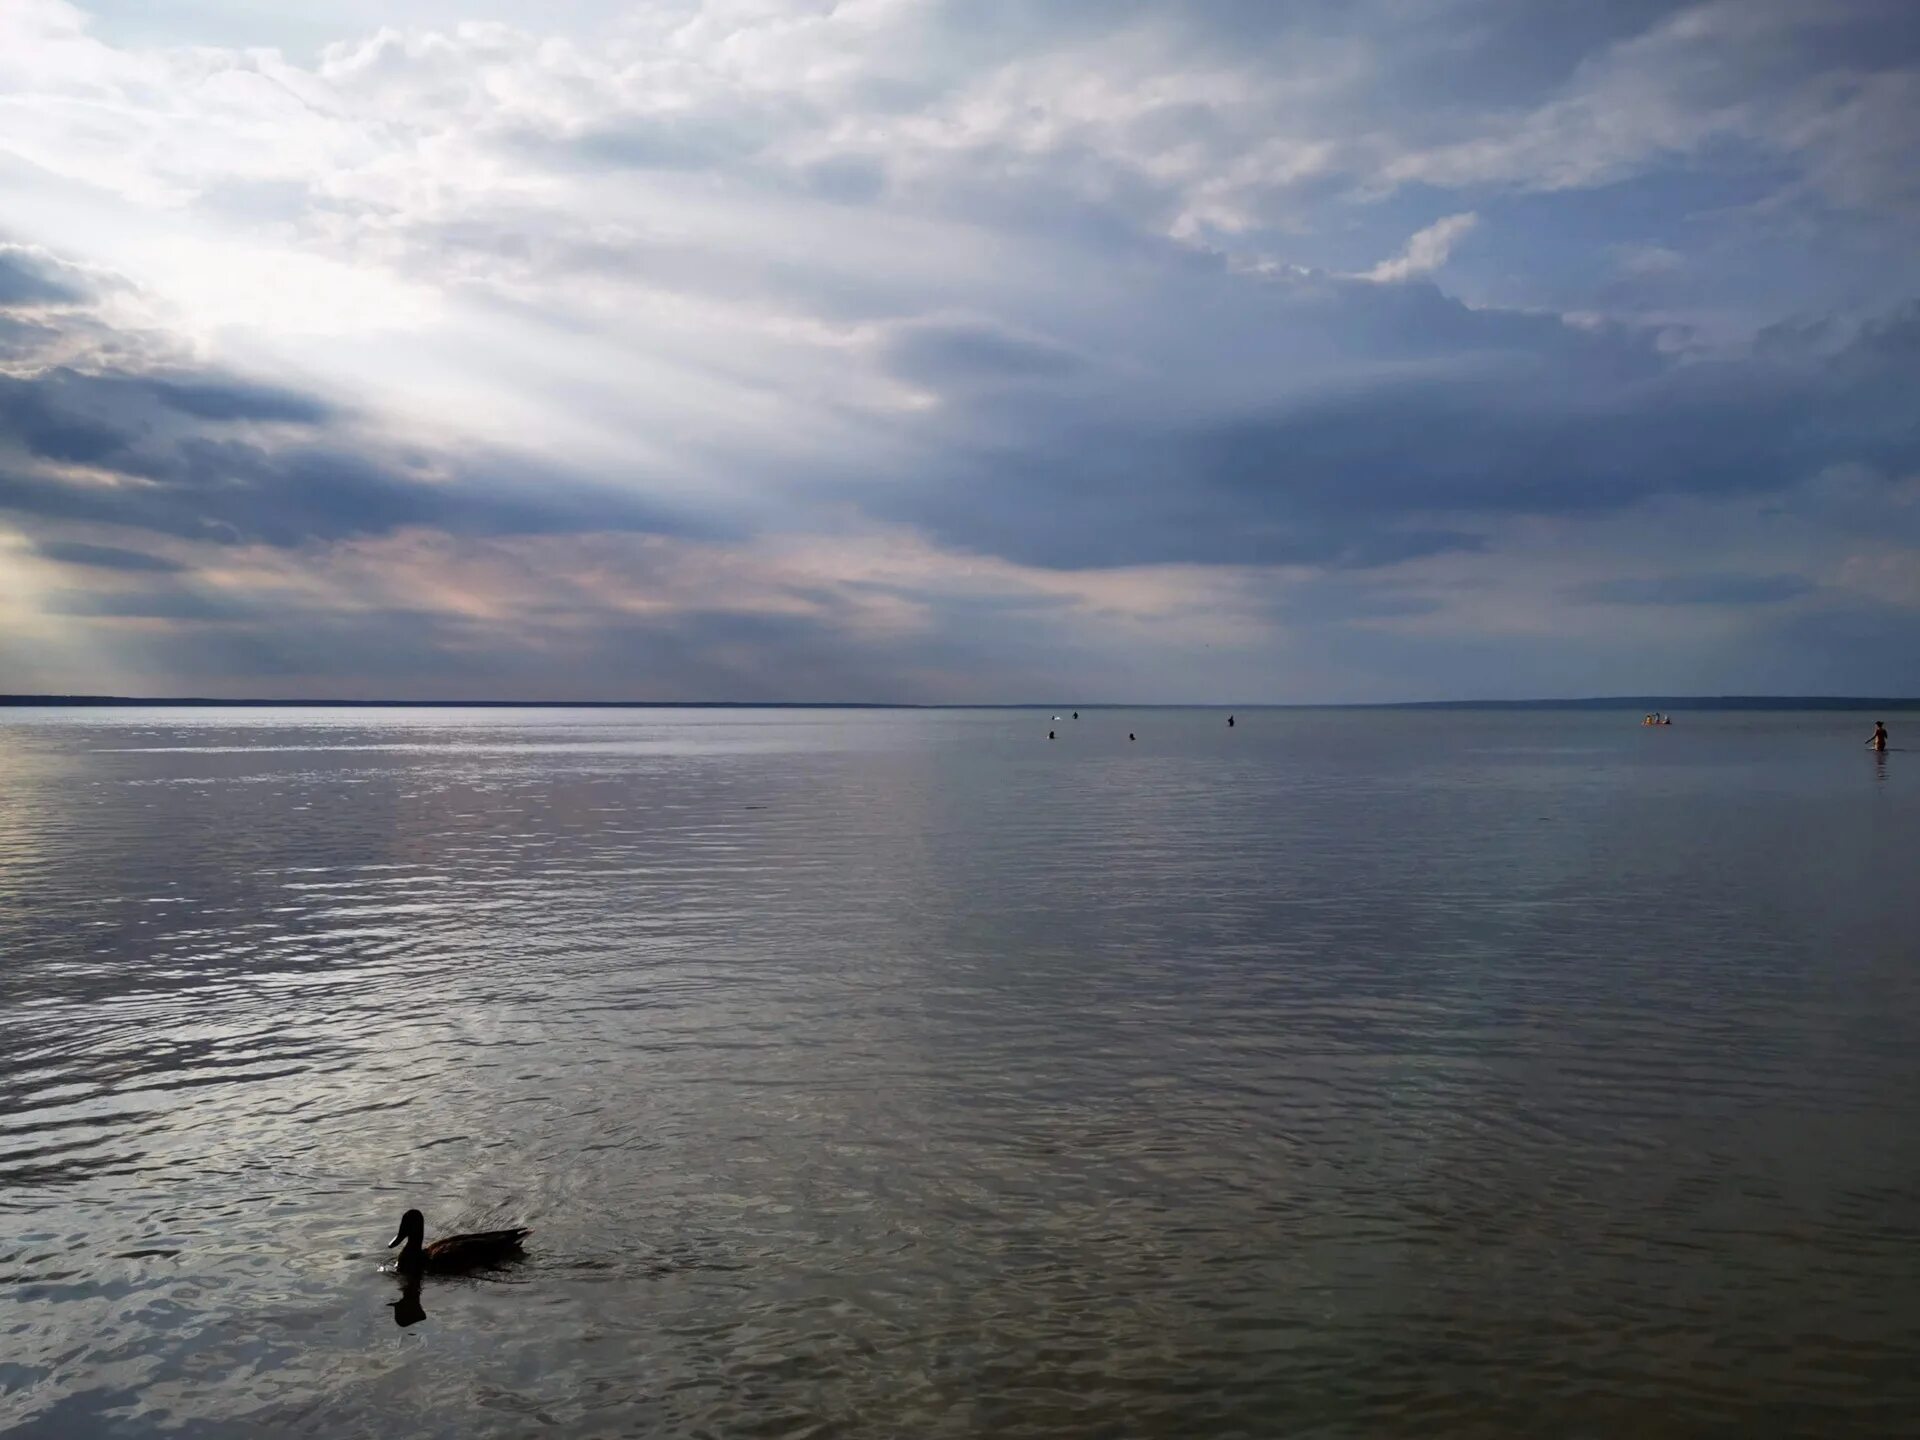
388 1208 531 1274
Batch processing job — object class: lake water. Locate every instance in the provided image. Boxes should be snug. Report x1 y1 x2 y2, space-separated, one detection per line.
1 705 1916 1438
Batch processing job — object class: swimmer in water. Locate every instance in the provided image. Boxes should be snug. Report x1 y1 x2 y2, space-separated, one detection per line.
1869 720 1888 751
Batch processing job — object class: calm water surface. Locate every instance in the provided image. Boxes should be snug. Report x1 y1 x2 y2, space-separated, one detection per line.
1 706 1917 1438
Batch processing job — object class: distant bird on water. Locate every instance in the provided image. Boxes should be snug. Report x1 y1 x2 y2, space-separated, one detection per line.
1227 714 1235 728
388 1209 530 1274
1048 730 1056 740
1129 733 1136 742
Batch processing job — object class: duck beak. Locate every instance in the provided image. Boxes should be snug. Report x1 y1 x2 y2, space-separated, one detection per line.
387 1230 404 1248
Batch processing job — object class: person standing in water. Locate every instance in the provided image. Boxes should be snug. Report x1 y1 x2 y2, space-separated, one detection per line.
1868 720 1888 751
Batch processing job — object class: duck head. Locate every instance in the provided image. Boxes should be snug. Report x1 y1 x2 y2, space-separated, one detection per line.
389 1208 426 1252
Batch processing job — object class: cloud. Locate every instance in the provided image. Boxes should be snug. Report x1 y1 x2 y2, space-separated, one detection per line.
6 520 1291 702
0 407 698 548
1362 213 1479 283
855 283 1920 570
880 317 1086 387
43 586 259 621
1379 0 1920 213
1567 572 1816 606
1 1 1918 699
0 274 711 552
1611 243 1686 277
0 244 91 308
145 377 331 424
31 539 185 572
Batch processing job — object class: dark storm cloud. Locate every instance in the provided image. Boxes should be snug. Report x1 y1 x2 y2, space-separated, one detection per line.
0 425 695 547
7 248 1914 593
0 334 701 549
144 376 331 424
0 385 128 466
860 285 1920 570
0 366 331 440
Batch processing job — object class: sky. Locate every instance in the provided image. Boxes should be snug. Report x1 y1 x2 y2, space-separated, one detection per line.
1 0 1917 702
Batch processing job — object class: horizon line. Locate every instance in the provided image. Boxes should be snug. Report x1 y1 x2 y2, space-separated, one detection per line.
3 693 1917 711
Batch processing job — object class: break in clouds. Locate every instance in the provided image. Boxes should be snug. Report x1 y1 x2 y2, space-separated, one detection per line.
2 0 1918 701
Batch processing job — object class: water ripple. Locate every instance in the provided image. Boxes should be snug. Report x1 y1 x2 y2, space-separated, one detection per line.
1 705 1917 1436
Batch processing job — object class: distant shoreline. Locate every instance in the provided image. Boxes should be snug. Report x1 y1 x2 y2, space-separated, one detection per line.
3 695 1916 712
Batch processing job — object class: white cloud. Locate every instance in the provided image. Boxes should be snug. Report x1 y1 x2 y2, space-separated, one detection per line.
1360 212 1479 283
1611 243 1686 277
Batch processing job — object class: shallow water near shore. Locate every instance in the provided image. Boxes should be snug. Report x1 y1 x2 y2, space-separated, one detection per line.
2 704 1917 1437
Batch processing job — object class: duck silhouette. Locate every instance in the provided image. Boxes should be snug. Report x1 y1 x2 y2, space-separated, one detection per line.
388 1208 531 1275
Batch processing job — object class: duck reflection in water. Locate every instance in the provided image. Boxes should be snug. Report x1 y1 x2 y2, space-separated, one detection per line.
389 1274 426 1328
